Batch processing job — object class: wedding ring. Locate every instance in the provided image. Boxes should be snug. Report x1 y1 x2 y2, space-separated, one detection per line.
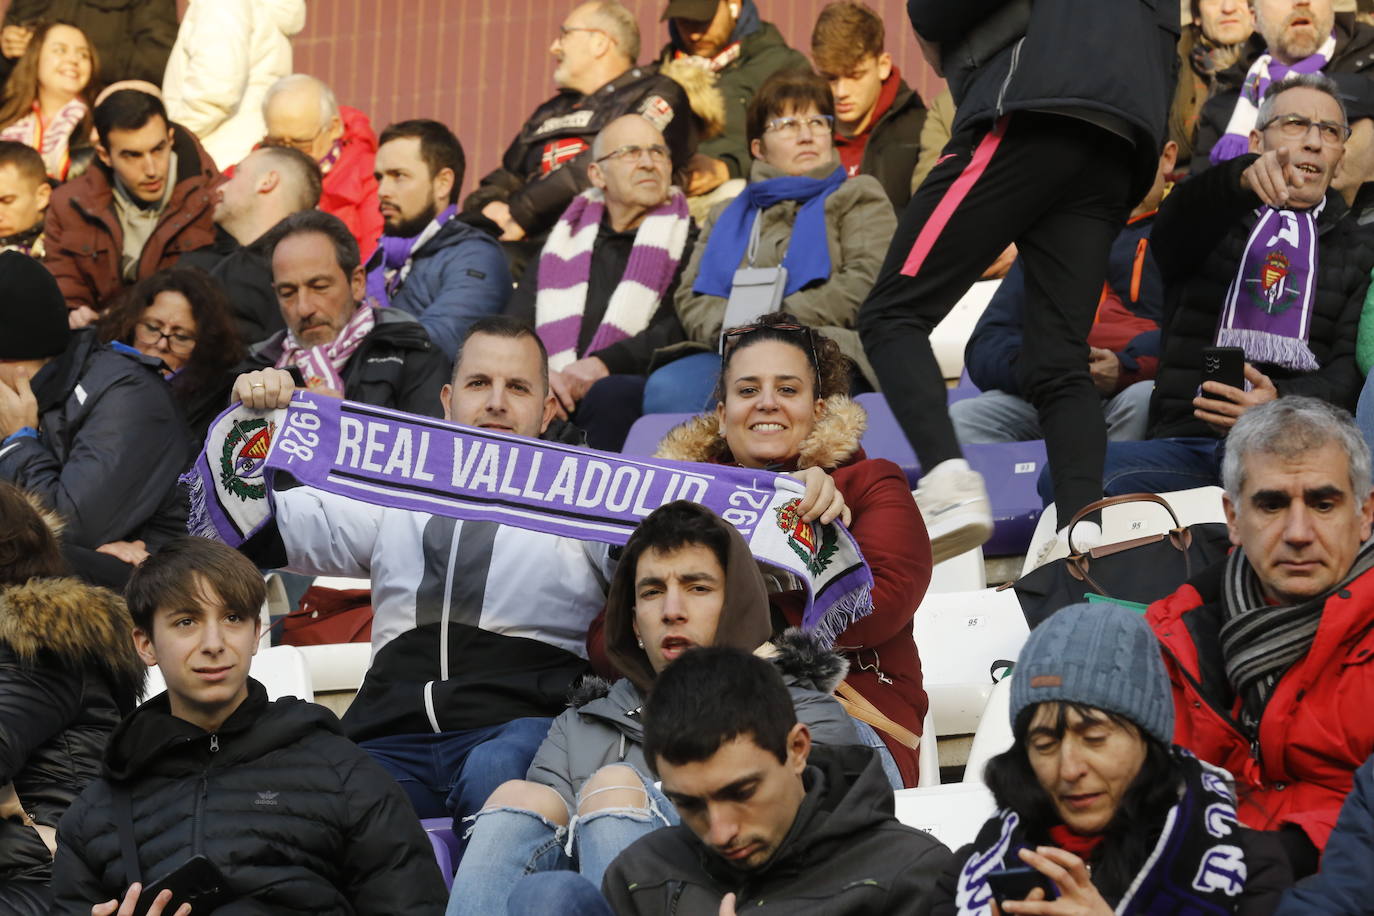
251 382 266 389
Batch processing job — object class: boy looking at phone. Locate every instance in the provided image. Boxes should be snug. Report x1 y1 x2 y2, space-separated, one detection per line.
49 538 448 915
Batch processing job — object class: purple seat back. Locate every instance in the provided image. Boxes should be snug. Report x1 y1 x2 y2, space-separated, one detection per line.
621 413 694 457
421 817 459 888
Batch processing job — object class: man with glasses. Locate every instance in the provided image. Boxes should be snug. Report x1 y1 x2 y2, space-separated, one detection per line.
463 0 693 253
1096 73 1374 498
262 74 383 263
0 251 190 575
505 114 697 449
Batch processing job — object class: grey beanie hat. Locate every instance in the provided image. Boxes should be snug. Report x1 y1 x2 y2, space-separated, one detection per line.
1008 602 1174 746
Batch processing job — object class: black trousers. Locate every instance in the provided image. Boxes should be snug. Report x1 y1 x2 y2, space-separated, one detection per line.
859 111 1136 522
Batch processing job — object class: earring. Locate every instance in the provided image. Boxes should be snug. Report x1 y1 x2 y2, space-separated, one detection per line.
636 637 644 649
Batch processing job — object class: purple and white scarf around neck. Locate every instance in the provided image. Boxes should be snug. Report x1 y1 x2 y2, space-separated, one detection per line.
185 392 874 643
364 204 457 308
1210 32 1335 165
1216 202 1323 372
535 187 691 371
275 301 377 392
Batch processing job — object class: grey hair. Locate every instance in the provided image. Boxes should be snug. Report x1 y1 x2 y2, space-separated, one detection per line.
1221 397 1372 505
262 73 340 127
1256 72 1347 131
587 0 640 63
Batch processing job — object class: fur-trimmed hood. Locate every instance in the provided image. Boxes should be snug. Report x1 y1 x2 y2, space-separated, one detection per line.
653 394 868 471
660 58 726 140
0 578 146 700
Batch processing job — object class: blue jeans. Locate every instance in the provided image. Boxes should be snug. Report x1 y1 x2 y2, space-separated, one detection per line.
506 872 614 916
850 718 905 789
643 352 722 414
447 765 676 916
1037 436 1223 507
951 380 1153 444
361 717 553 839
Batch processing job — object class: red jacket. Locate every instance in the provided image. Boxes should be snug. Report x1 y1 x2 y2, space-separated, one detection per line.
44 124 218 313
588 396 934 785
1148 561 1374 851
321 106 382 265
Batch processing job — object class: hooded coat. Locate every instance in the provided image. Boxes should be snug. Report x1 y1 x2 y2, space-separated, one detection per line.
532 507 857 809
602 744 952 915
51 679 449 914
162 0 308 169
0 578 144 916
651 395 933 786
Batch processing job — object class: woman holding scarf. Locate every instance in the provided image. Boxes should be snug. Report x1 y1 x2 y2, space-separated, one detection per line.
932 603 1291 916
643 68 895 414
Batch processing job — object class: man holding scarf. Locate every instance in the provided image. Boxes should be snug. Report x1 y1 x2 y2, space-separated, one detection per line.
657 69 893 414
234 209 449 417
506 114 697 451
1196 0 1374 170
1148 397 1374 877
364 119 511 363
1099 73 1373 497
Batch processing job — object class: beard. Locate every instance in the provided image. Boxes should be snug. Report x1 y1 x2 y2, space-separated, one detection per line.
384 196 440 239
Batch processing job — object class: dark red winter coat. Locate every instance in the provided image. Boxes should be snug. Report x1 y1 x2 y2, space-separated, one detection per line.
321 106 382 264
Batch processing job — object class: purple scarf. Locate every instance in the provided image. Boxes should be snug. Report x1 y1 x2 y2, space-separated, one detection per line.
275 301 378 392
1211 33 1335 165
365 204 457 307
185 392 874 643
1217 203 1323 372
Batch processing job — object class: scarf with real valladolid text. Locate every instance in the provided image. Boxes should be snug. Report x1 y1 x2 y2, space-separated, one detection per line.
1210 32 1336 165
185 392 875 643
953 751 1250 915
274 301 377 393
1220 537 1374 734
1216 202 1325 373
535 186 691 372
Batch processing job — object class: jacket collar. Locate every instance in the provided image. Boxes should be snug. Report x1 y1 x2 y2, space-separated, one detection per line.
654 394 867 471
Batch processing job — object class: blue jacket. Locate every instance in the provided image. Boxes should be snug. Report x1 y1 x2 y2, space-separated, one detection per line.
963 214 1163 396
365 216 512 362
1275 754 1374 915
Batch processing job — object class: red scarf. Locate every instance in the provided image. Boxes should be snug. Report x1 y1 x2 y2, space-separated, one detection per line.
1048 824 1105 861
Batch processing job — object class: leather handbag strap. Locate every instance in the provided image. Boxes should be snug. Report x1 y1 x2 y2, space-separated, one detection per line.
1065 492 1183 554
834 680 922 750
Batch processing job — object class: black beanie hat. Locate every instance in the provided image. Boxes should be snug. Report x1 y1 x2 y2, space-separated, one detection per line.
0 251 70 360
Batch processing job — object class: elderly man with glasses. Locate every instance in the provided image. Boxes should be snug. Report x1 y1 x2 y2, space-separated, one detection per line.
462 0 697 257
505 113 697 450
1093 72 1374 501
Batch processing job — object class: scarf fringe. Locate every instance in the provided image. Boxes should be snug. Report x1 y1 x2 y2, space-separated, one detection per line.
811 582 873 647
180 464 216 540
1215 327 1320 373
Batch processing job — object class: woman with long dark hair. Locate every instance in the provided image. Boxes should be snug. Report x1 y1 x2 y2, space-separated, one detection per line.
98 266 243 443
0 20 96 180
933 602 1290 915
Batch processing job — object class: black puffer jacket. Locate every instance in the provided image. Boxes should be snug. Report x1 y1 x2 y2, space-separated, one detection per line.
0 579 143 916
0 329 191 550
236 307 449 418
1148 154 1374 439
52 680 448 915
907 0 1178 201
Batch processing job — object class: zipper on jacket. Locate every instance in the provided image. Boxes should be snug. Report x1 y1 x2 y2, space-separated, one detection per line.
191 733 219 857
1160 642 1258 771
995 37 1026 116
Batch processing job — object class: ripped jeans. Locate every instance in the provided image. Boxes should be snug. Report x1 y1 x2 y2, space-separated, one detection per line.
445 765 677 915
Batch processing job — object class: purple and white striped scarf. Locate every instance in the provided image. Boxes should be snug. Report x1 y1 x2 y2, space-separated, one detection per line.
0 97 88 180
275 301 377 392
185 392 874 643
1216 203 1323 372
1210 33 1335 165
535 187 690 371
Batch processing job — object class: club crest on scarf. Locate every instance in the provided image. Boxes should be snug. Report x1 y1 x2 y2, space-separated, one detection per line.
1255 251 1294 313
219 418 276 502
775 497 839 577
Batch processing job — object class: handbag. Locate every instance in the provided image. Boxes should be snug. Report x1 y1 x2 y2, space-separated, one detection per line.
719 208 788 347
1007 493 1232 629
279 586 373 646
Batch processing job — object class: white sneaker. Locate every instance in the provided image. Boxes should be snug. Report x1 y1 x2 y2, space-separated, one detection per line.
914 459 994 565
1029 520 1103 572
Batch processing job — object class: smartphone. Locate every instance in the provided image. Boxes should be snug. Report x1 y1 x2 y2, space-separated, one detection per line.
1201 345 1245 392
132 855 232 916
985 865 1056 905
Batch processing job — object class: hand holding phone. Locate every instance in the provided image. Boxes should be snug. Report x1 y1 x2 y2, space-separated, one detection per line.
986 864 1055 906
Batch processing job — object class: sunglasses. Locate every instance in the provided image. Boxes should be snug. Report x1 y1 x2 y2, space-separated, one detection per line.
721 322 819 371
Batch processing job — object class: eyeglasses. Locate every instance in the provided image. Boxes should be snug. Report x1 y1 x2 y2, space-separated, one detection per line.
721 322 820 371
559 25 612 42
763 114 834 138
595 143 670 165
1259 114 1351 145
263 124 325 154
134 320 197 354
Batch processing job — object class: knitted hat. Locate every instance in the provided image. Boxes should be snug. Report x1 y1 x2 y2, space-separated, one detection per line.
0 252 69 360
1008 602 1174 746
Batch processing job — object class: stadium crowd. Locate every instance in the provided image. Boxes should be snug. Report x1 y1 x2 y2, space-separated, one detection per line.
5 0 1374 912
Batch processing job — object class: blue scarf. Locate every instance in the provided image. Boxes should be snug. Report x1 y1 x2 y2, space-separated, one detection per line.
691 166 846 299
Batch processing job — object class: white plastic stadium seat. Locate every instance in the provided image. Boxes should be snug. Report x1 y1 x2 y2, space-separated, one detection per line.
918 707 940 788
893 782 998 851
140 645 316 704
298 642 373 692
962 675 1014 786
914 588 1029 737
310 576 372 592
930 279 1001 380
927 545 987 594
